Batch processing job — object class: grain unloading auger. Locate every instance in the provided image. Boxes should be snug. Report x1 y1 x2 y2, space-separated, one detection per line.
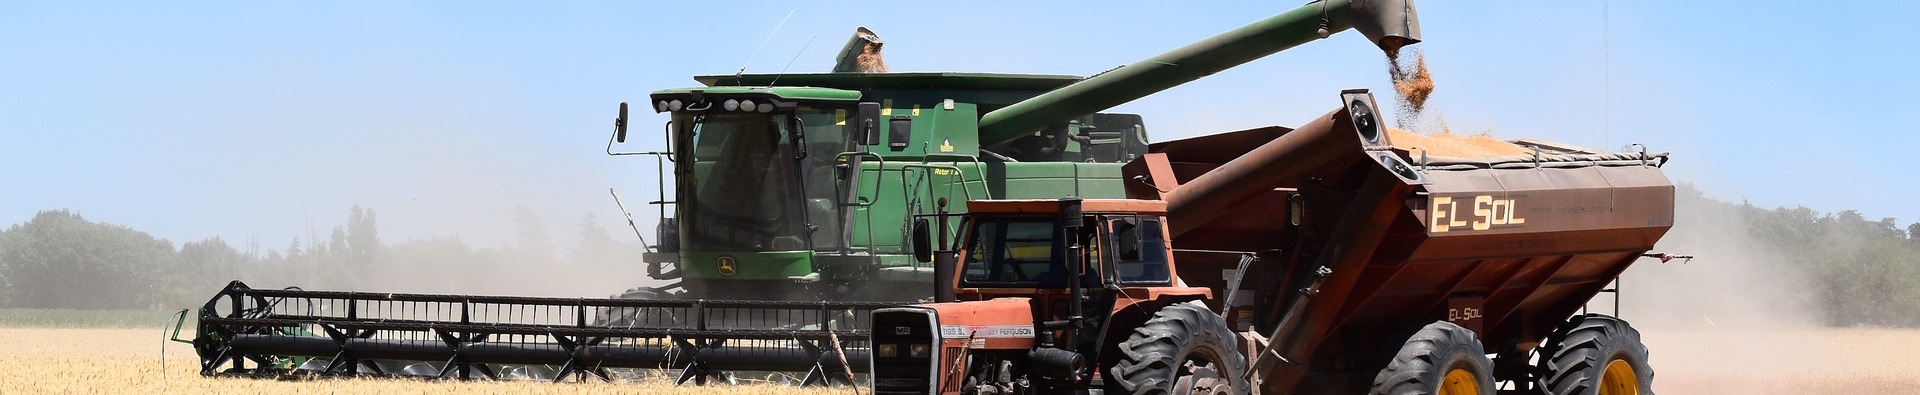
191 0 1423 385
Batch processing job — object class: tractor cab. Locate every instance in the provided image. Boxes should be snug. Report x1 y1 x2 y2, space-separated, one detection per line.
877 198 1226 394
949 198 1193 298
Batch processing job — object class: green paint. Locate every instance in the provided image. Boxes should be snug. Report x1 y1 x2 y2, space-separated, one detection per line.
679 250 814 280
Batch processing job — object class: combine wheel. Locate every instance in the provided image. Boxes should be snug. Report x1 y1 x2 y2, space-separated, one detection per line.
1110 301 1247 395
1370 321 1494 395
1535 314 1653 395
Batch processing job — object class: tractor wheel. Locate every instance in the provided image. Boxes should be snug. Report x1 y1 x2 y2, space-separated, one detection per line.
1535 314 1654 395
1370 321 1494 395
1110 301 1248 395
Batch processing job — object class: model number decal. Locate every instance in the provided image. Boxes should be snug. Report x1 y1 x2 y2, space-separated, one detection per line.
1430 195 1526 233
939 325 1035 339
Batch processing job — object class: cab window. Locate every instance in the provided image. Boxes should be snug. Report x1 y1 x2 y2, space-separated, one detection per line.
1110 217 1170 284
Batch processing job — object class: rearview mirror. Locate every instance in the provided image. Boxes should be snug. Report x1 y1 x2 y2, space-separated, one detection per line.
857 102 881 146
1114 218 1143 262
614 102 629 143
911 219 933 263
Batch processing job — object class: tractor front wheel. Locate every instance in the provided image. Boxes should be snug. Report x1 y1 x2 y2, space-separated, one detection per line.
1535 314 1654 395
1370 320 1494 395
1109 301 1248 395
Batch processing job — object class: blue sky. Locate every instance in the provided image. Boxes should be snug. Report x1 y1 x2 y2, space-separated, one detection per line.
3 1 1915 250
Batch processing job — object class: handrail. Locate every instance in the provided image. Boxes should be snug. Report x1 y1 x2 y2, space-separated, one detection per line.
834 152 887 207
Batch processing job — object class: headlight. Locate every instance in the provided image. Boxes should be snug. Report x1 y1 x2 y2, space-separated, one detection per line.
909 344 930 358
876 344 898 358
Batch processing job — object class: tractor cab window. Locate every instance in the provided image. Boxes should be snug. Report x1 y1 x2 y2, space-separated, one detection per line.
1109 217 1171 284
961 218 1067 287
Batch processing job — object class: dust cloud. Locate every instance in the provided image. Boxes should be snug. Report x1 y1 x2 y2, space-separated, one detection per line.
1613 186 1816 329
1606 186 1829 394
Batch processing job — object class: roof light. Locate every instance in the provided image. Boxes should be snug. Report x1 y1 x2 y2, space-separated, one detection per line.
738 100 755 112
668 100 683 111
655 100 669 113
723 99 739 111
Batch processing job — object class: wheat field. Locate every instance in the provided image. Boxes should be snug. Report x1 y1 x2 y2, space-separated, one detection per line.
6 326 1920 394
0 327 848 395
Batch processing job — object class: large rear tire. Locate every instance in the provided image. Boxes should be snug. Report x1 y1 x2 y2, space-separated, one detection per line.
1535 314 1654 395
1370 321 1494 395
1110 301 1248 395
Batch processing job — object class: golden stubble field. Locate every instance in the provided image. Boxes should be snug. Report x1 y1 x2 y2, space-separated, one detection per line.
1643 327 1920 394
6 326 1920 394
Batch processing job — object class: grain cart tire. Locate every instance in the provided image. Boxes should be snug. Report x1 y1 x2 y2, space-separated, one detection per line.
1535 314 1653 395
1369 321 1494 395
1110 301 1248 395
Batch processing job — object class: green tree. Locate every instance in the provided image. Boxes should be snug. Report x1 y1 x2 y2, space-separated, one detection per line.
0 210 172 309
168 237 246 306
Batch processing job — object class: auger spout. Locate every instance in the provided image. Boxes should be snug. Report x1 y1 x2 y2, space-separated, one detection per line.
975 0 1420 147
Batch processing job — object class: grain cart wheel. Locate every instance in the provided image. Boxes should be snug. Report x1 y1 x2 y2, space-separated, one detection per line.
1535 314 1653 395
1370 321 1494 395
1110 301 1248 395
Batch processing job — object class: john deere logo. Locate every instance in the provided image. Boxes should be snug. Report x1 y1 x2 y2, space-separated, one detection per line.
716 256 737 276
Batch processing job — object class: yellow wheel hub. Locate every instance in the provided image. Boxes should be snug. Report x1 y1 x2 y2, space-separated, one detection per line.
1439 368 1480 395
1599 359 1640 395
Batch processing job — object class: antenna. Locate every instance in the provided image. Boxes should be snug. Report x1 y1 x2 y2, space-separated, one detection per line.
737 5 801 78
767 35 817 87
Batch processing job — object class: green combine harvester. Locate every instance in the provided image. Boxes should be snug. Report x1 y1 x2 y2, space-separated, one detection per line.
190 0 1421 385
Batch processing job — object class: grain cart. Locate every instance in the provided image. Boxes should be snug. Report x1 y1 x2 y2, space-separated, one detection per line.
874 90 1673 394
191 0 1424 383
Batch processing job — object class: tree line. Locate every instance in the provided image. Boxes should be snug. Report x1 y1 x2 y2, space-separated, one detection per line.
3 187 1919 327
0 206 650 310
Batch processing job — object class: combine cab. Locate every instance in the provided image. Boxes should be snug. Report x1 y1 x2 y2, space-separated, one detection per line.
873 90 1674 394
